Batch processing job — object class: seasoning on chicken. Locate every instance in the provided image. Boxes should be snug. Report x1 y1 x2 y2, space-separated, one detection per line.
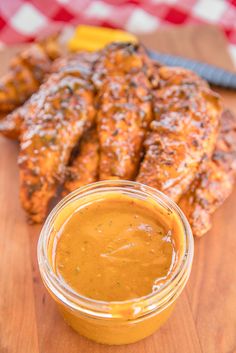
179 109 236 237
93 43 154 180
18 56 96 223
0 34 61 117
63 128 99 195
137 66 222 202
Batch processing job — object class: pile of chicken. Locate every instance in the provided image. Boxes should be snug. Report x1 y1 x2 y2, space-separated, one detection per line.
0 36 236 237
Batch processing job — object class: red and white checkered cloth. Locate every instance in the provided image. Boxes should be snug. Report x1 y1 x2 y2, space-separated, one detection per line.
0 0 236 58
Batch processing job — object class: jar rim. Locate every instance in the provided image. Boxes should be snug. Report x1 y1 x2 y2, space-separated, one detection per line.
37 180 194 319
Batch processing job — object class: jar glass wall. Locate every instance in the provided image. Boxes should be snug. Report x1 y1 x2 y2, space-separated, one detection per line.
37 180 194 345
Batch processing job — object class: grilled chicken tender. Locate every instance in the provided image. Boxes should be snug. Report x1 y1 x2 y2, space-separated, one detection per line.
0 52 97 140
93 43 154 180
63 128 99 195
137 66 221 202
18 58 96 223
0 34 60 116
179 109 236 237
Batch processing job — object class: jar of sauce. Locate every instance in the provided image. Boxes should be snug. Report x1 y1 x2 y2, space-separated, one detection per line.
38 180 194 345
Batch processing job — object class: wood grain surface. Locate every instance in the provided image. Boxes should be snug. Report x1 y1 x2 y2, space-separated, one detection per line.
0 25 236 353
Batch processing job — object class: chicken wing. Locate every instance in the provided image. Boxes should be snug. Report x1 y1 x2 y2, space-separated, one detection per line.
63 128 99 195
179 109 236 237
18 56 96 223
93 43 154 180
137 66 221 202
0 34 60 116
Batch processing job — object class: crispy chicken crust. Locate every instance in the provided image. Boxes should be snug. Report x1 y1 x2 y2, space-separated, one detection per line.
63 128 99 195
137 66 222 202
93 43 154 180
18 56 96 223
179 109 236 237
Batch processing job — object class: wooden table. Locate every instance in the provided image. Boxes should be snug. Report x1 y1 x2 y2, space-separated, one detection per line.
0 25 236 353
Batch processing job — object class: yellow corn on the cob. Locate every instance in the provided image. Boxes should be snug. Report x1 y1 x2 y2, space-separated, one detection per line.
68 25 137 52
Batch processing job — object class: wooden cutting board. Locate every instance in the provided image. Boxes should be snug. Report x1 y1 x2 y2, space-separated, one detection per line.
1 25 236 353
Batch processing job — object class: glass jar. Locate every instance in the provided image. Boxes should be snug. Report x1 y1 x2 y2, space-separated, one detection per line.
37 180 194 345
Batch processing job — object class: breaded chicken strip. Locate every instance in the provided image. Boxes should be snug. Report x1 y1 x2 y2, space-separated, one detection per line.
93 43 154 180
0 52 96 140
0 34 60 115
18 56 96 223
137 67 221 202
179 109 236 237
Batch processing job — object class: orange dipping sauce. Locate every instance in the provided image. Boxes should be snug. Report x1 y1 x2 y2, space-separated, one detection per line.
55 193 180 302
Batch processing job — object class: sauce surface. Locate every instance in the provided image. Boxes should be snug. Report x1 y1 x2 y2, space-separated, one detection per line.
55 192 182 301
